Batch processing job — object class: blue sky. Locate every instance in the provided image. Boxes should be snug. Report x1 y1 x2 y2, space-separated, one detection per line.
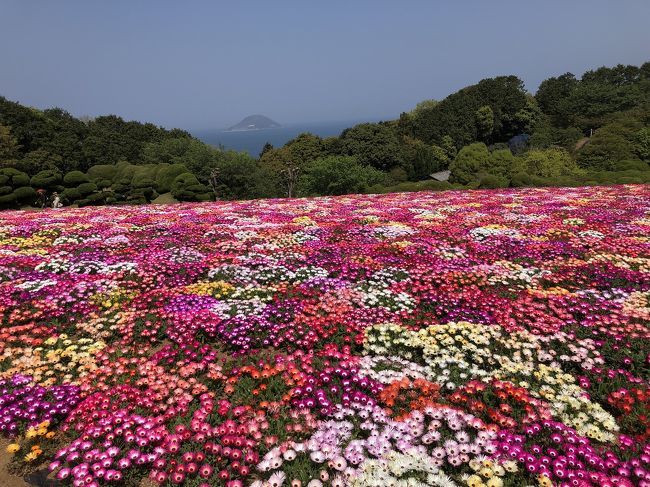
1 0 649 129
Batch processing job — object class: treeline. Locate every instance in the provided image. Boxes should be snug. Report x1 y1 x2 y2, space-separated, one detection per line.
1 60 649 208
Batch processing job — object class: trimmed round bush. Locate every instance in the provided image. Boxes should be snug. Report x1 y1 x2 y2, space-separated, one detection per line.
0 193 17 205
13 186 36 202
77 182 98 196
87 165 118 182
96 179 112 190
30 170 63 190
157 164 190 193
64 171 90 186
0 186 12 196
62 187 83 201
12 173 30 187
0 168 30 188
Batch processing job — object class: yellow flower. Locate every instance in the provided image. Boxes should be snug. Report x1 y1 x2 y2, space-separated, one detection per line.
466 475 484 487
486 478 503 487
25 429 38 439
24 451 40 462
6 443 20 454
45 431 56 439
538 475 553 487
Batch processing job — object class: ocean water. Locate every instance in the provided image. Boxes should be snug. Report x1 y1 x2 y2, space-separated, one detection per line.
193 120 375 157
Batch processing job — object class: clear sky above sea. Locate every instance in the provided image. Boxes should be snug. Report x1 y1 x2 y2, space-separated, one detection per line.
1 0 649 130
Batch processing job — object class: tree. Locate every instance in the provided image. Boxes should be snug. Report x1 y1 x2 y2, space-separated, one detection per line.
440 135 457 160
476 105 494 142
260 147 301 197
522 148 580 178
576 122 639 170
486 149 515 178
411 76 528 147
402 137 449 180
535 73 578 127
259 142 274 159
449 143 489 184
18 150 63 175
285 133 327 164
300 156 384 196
634 128 650 161
0 124 20 165
335 123 405 171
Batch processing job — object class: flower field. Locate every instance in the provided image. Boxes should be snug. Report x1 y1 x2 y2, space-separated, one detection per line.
0 185 649 487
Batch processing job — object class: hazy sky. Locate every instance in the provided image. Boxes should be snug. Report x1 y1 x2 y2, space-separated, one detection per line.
1 1 649 130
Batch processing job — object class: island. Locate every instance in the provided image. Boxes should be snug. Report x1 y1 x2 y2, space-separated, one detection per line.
226 114 281 131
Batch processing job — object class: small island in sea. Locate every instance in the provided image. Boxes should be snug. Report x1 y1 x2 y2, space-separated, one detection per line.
226 114 281 131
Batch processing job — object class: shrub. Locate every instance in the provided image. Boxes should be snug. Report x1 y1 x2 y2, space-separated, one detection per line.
156 164 189 193
64 171 90 186
62 187 83 201
614 160 649 171
96 179 112 190
0 193 17 205
30 170 63 190
510 172 533 187
522 148 581 178
0 168 30 188
301 156 386 196
87 165 118 182
479 174 509 189
77 182 98 196
13 186 36 202
0 186 12 195
449 143 489 184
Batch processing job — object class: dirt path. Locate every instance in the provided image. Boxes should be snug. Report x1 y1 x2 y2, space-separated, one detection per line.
0 439 32 487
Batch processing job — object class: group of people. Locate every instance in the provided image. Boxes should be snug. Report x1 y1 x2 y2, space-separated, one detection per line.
35 189 63 209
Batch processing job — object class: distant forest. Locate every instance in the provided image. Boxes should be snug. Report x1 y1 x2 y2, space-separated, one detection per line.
1 61 649 207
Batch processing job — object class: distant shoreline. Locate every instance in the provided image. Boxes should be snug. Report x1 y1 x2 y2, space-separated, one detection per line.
223 127 282 133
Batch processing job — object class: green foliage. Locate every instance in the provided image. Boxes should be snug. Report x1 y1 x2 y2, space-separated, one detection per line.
535 73 579 127
0 95 193 174
634 127 650 160
300 156 385 196
522 148 581 178
479 174 509 189
0 124 20 164
13 186 36 202
449 143 489 184
63 170 90 186
62 187 82 201
335 123 405 171
411 76 528 147
171 173 212 202
87 164 118 182
476 105 494 142
614 159 649 171
30 170 63 190
576 129 636 170
0 168 30 188
285 133 327 164
77 182 98 196
155 163 190 193
536 64 650 131
402 137 449 180
212 153 278 200
15 149 63 175
485 149 515 178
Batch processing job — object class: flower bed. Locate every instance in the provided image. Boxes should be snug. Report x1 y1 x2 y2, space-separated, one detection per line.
0 185 649 486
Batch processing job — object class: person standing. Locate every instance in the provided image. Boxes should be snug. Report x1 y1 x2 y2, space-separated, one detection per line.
51 192 63 209
35 189 48 208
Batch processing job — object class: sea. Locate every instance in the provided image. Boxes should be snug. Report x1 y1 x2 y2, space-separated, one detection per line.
193 119 378 157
